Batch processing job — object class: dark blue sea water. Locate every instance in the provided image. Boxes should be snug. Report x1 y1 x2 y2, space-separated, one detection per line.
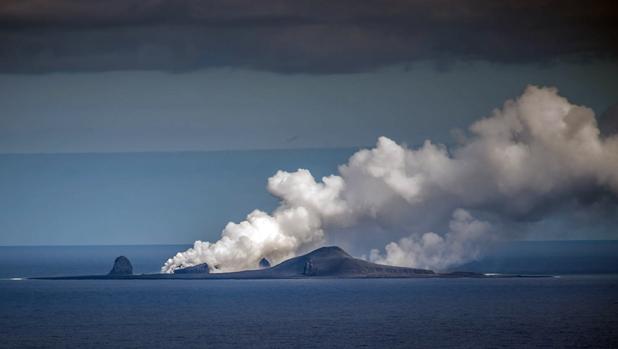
1 244 617 348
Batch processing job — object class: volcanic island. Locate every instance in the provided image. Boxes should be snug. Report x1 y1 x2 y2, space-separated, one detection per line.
30 246 534 280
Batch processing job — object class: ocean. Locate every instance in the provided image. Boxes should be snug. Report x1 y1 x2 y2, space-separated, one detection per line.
1 244 617 348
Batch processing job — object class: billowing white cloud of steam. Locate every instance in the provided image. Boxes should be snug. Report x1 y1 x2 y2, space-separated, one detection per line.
369 209 492 270
162 86 618 273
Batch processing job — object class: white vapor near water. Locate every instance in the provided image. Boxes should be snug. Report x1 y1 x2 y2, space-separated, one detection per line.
369 209 492 270
162 86 618 273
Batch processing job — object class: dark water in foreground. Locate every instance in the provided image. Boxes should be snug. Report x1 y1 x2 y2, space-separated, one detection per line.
1 244 617 348
1 277 617 348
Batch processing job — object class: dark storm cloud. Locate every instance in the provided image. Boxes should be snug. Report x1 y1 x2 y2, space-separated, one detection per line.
0 0 617 73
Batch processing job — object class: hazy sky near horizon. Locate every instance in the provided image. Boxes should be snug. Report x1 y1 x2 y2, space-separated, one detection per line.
1 0 617 247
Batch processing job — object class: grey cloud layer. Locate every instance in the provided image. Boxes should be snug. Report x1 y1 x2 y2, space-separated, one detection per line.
1 0 616 74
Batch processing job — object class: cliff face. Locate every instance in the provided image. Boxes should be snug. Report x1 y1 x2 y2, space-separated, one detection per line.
108 256 133 275
174 263 210 274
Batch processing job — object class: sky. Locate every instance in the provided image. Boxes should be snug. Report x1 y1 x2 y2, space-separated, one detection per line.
0 0 617 253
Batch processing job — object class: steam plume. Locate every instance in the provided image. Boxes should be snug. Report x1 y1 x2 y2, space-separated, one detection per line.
369 209 493 270
162 86 618 273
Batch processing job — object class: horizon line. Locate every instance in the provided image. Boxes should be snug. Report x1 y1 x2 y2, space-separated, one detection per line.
0 145 367 156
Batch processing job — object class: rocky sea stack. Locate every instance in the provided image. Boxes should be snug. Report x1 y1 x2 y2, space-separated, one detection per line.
259 258 271 268
108 256 133 275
